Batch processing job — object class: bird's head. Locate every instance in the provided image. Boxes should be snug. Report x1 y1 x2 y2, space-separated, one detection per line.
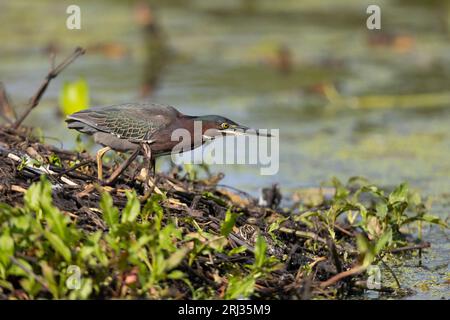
196 115 273 140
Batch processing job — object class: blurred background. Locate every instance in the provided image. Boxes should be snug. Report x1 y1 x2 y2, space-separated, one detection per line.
0 0 449 299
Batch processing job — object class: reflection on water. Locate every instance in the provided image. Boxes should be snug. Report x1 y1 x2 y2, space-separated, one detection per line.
134 1 170 97
0 0 449 299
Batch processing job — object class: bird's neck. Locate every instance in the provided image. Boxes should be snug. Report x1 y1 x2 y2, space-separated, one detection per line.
182 115 215 135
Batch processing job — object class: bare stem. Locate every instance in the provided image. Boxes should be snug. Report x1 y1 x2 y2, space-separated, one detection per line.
319 265 366 289
10 256 49 291
0 82 16 124
13 47 86 129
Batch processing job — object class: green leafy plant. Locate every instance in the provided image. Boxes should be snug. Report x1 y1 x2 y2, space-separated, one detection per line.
0 176 446 299
0 176 188 299
220 209 239 237
59 78 90 115
224 235 280 299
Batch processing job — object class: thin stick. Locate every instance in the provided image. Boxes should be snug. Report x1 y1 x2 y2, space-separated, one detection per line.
6 151 78 186
328 238 343 273
0 82 16 123
13 47 86 129
104 149 140 185
380 257 401 289
319 265 366 289
10 256 49 291
387 242 430 253
54 160 95 177
278 226 328 245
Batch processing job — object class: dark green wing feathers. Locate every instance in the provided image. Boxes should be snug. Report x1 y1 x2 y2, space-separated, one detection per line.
66 103 178 143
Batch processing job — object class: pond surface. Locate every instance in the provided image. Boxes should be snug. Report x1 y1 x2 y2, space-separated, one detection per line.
0 0 448 299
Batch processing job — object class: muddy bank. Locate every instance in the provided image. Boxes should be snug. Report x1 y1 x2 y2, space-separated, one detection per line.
1 123 438 299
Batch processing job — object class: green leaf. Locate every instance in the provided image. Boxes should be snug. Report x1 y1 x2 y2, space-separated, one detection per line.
74 278 93 299
142 194 164 228
254 235 267 269
220 209 238 236
225 275 256 299
374 229 392 254
100 192 119 228
167 270 185 280
356 234 370 253
37 175 53 209
202 192 227 206
420 213 448 228
375 202 388 219
121 190 140 223
331 177 349 200
48 154 62 168
12 215 30 231
409 190 422 206
43 231 71 263
228 246 247 256
9 258 33 277
166 247 189 271
24 181 41 212
389 183 408 204
360 185 386 199
356 234 375 267
158 224 181 251
59 78 90 115
0 279 13 291
44 205 69 242
40 261 58 298
0 203 13 217
0 232 14 265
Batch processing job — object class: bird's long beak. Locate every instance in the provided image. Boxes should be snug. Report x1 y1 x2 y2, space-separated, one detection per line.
219 125 273 137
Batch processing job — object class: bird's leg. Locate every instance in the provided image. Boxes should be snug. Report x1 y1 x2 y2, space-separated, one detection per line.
150 158 156 177
138 145 164 197
96 146 111 181
104 149 140 186
141 144 153 193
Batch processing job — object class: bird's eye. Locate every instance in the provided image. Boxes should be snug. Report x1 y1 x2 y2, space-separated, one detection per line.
221 122 230 129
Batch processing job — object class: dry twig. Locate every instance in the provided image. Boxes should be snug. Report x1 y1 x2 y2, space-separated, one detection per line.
13 47 86 129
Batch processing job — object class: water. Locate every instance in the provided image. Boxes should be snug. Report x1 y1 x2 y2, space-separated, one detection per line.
0 0 448 299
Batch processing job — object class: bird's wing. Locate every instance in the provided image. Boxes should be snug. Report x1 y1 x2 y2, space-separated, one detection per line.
66 103 179 143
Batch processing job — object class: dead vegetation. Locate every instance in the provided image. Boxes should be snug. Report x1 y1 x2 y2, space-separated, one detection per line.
0 48 444 299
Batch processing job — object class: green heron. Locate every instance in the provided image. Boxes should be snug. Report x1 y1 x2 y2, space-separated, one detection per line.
66 102 271 184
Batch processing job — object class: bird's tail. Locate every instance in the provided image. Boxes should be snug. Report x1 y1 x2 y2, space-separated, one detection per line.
65 119 96 134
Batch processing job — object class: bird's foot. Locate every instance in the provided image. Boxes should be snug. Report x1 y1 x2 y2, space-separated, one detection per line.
138 168 163 196
96 146 111 181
